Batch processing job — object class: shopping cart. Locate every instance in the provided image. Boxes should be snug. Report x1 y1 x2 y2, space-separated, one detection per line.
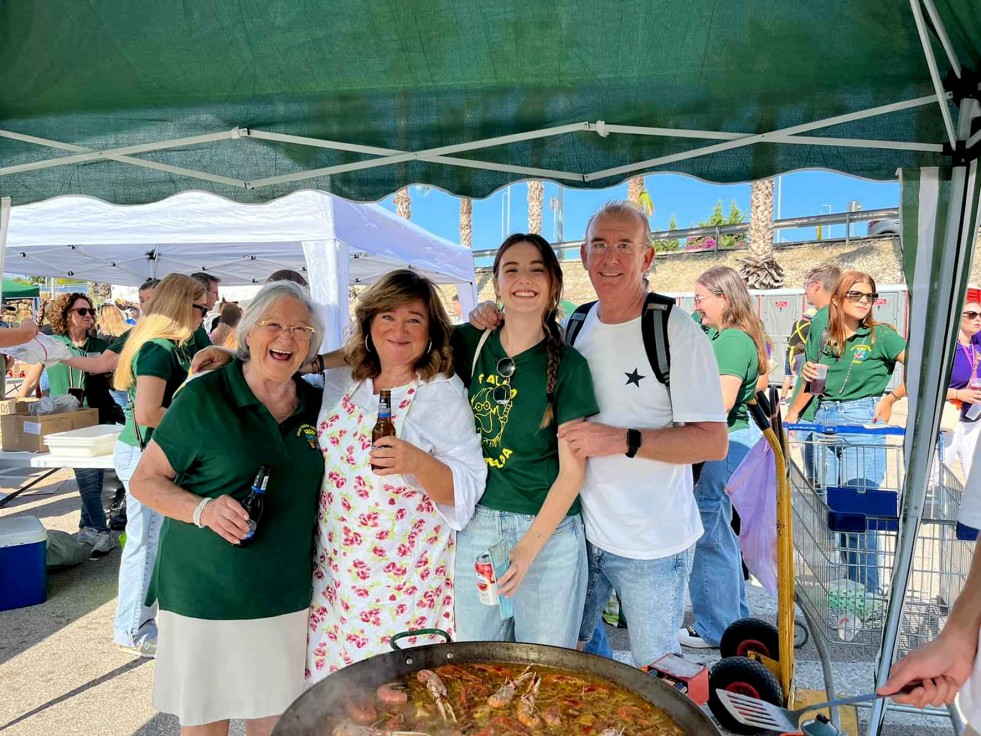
787 421 975 728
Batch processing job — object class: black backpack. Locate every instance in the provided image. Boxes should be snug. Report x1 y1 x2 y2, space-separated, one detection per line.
565 292 704 483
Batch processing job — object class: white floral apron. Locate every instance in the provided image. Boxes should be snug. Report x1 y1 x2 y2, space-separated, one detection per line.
305 381 455 681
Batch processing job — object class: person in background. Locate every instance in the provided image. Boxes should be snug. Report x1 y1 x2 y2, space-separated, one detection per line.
210 303 243 350
97 303 132 409
944 289 981 482
680 266 770 649
781 265 841 403
190 272 219 350
112 274 208 659
130 281 325 736
306 269 485 678
787 271 907 594
450 294 464 324
265 269 309 287
19 293 116 555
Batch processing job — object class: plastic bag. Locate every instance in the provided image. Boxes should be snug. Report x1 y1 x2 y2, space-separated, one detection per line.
0 334 70 366
726 438 778 596
46 530 88 570
30 394 79 416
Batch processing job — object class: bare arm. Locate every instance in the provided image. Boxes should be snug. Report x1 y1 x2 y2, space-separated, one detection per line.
0 323 38 348
499 421 586 596
559 419 728 464
63 351 119 374
130 440 251 545
874 350 907 423
17 363 43 397
133 375 167 428
720 375 742 413
371 435 455 504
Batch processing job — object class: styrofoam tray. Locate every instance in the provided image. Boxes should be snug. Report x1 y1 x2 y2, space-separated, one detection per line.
43 425 121 457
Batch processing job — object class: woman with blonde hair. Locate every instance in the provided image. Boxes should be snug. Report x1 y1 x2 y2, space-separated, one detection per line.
681 266 771 649
98 303 130 340
112 273 208 657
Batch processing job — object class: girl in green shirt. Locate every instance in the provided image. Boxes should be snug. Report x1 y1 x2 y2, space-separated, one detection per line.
683 266 771 648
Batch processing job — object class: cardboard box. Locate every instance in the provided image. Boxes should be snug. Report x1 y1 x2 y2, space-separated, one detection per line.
71 409 99 431
0 398 37 416
0 407 100 452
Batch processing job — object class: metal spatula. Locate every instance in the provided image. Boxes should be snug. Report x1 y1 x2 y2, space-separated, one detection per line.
716 683 918 732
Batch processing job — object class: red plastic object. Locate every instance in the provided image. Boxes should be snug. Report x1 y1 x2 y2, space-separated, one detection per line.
642 654 709 706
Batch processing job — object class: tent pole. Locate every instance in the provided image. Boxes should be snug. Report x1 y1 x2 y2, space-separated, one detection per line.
920 0 963 79
866 98 981 736
909 0 958 148
0 198 10 305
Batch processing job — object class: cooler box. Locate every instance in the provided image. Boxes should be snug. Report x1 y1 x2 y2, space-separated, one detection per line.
43 425 121 457
0 516 47 611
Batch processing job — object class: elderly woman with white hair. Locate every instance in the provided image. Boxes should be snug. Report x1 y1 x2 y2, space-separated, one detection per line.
131 280 326 736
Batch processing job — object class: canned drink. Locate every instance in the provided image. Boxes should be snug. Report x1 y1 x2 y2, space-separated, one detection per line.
475 554 499 606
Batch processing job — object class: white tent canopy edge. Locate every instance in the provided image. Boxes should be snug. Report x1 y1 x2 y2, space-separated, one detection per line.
0 190 478 350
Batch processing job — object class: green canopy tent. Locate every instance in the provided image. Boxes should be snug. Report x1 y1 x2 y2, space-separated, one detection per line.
1 3 980 732
0 278 38 299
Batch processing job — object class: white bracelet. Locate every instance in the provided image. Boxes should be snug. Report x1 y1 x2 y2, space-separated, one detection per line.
192 497 212 528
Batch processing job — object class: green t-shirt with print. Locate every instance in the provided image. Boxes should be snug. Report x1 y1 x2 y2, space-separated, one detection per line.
46 334 110 401
712 328 760 431
805 322 905 403
146 358 324 620
451 324 599 517
118 338 200 448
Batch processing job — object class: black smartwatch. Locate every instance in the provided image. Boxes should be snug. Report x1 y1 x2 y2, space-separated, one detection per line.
625 428 642 458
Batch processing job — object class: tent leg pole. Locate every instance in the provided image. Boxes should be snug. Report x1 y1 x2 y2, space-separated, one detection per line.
866 99 981 736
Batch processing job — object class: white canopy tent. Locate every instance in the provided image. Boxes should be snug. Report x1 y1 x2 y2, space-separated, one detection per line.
0 190 478 349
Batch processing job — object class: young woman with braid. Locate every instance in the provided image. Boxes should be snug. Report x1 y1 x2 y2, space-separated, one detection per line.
450 233 599 647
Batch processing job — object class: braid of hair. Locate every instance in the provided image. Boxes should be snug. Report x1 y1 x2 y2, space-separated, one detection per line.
540 308 563 429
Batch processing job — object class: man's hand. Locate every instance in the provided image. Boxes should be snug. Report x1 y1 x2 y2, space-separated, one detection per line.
190 346 234 374
370 436 427 477
557 422 627 461
877 630 978 708
15 320 38 343
469 301 503 331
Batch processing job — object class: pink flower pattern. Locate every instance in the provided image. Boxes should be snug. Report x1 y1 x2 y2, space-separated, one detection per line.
306 385 455 684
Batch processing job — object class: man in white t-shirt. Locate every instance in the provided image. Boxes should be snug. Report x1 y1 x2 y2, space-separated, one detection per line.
471 201 728 666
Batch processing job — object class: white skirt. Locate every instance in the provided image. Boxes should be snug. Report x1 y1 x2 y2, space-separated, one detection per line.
154 609 307 726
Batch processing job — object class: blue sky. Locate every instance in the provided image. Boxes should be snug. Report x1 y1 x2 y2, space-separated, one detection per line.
378 171 900 252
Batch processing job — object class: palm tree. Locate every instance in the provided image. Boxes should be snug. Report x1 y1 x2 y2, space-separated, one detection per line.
527 181 544 235
459 197 473 248
627 177 644 205
739 177 785 289
394 188 411 220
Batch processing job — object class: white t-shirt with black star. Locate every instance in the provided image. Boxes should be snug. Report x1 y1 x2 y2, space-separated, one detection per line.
571 305 727 560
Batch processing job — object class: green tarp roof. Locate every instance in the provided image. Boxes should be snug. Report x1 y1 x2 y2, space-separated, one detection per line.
1 1 979 205
1 279 38 299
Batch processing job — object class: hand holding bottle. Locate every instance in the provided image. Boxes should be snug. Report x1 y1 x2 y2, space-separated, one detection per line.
200 495 251 545
370 436 427 476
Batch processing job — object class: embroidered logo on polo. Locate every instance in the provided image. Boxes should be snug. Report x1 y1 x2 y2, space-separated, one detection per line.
297 424 318 451
851 344 872 364
470 372 515 469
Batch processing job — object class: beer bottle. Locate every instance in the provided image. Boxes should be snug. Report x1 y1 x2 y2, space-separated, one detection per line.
239 465 269 548
371 389 396 471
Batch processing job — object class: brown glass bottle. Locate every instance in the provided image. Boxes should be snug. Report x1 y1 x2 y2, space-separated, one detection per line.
371 389 396 471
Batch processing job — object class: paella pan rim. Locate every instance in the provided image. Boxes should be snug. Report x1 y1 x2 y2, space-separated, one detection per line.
275 640 721 735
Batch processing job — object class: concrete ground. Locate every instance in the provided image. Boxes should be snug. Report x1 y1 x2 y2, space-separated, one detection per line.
0 458 962 736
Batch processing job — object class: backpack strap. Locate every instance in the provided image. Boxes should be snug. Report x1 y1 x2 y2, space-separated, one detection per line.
641 292 674 387
564 301 597 347
471 329 493 379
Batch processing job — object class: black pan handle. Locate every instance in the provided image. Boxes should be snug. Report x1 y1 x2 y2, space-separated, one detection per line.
390 628 452 650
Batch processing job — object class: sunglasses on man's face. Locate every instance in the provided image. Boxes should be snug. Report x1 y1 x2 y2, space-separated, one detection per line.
844 291 878 304
492 357 516 405
964 311 981 320
72 308 96 317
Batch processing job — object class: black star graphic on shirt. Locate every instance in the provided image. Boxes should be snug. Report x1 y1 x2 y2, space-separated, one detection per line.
625 368 645 387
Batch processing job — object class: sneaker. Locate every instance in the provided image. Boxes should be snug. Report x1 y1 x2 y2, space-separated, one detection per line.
76 527 101 546
90 530 118 557
118 638 157 658
678 626 714 649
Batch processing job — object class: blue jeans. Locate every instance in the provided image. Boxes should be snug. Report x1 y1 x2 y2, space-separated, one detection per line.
454 506 587 648
814 397 884 593
584 618 613 658
112 441 160 647
110 389 129 410
76 468 107 533
579 542 693 666
689 425 758 645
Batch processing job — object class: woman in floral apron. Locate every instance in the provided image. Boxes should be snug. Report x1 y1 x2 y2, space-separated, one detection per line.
306 270 486 681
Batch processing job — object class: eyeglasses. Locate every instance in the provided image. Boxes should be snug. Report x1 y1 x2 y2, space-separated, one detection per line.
803 280 818 289
964 311 981 320
588 241 646 254
256 321 317 340
693 293 719 306
844 291 878 303
492 357 516 405
192 303 209 313
72 308 96 317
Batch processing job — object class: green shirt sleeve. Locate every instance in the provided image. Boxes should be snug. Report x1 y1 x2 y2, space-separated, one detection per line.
876 324 906 361
151 375 205 477
804 306 829 362
554 345 600 425
107 331 130 354
133 340 175 380
713 329 756 379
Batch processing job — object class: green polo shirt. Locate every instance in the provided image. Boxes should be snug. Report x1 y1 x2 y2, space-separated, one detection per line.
107 330 130 354
711 328 759 431
790 306 829 421
451 325 599 517
805 322 905 402
118 338 199 448
146 358 324 621
46 334 110 401
192 324 211 351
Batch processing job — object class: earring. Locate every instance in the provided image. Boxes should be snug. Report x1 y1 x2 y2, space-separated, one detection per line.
427 340 432 354
364 335 371 353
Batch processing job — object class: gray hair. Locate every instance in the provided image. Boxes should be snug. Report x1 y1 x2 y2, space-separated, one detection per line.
236 281 325 363
584 200 653 246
